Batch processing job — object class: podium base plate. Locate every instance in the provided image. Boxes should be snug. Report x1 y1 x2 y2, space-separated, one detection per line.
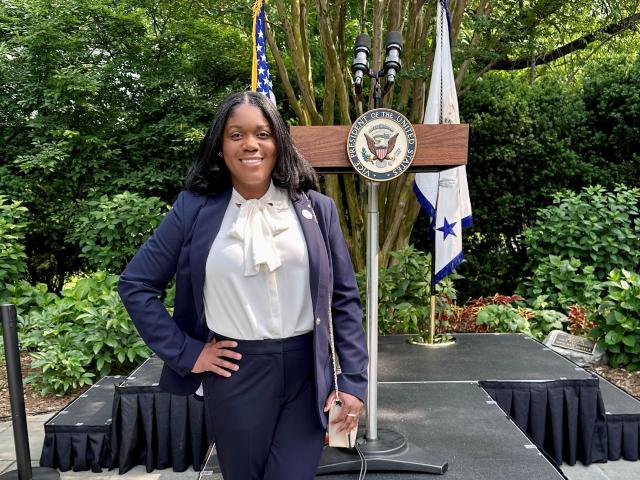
317 428 447 475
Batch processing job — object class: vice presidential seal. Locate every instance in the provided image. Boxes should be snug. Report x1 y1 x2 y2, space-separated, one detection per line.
346 108 416 181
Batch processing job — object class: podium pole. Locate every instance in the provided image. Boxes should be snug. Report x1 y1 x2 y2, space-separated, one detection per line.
365 182 379 440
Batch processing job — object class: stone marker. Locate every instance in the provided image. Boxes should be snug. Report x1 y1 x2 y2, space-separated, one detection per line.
543 330 608 367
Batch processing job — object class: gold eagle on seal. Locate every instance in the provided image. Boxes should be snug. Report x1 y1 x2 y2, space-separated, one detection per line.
364 132 399 161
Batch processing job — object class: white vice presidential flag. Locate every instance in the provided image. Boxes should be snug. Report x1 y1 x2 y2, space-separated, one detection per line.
413 0 472 284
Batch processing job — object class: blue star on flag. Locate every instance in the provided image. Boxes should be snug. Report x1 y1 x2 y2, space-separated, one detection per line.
437 217 457 240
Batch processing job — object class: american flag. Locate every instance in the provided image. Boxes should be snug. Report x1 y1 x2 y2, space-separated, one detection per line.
252 0 276 104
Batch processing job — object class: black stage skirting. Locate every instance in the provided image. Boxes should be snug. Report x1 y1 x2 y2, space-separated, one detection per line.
39 334 640 474
606 413 640 461
40 375 121 472
108 355 209 474
480 379 608 466
110 386 207 473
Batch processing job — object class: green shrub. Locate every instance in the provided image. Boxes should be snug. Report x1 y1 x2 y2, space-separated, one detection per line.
440 73 597 298
356 245 458 335
518 185 640 311
529 309 567 341
0 196 29 285
591 269 640 371
0 280 58 335
582 58 640 185
476 304 532 336
23 272 150 395
474 303 566 341
68 193 167 274
519 255 602 312
523 185 640 279
29 340 95 395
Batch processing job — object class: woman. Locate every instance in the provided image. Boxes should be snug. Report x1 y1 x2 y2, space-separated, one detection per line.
118 91 368 479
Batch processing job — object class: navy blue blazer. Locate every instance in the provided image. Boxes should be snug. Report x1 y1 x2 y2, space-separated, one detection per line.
118 188 368 428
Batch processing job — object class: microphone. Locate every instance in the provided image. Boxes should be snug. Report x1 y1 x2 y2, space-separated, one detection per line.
351 33 371 95
383 31 403 91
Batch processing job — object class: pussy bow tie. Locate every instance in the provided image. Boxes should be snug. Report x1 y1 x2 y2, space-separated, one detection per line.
229 194 289 276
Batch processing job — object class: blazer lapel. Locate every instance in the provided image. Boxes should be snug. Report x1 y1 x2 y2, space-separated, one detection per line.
292 194 327 316
190 189 232 322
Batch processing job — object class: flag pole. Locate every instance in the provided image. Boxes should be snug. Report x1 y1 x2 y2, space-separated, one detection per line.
251 0 262 91
428 187 438 345
429 295 436 344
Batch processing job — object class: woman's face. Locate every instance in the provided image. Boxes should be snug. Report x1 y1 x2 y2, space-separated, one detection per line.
222 104 277 199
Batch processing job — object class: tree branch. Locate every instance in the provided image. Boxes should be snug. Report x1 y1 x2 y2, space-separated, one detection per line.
274 0 322 124
491 13 640 71
449 0 469 46
455 0 491 89
316 0 351 124
343 174 365 272
265 23 308 124
323 175 351 255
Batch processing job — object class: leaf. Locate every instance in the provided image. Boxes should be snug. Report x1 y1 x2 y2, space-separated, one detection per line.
605 330 623 345
73 278 93 300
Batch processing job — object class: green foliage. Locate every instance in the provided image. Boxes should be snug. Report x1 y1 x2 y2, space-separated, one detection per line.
581 58 640 184
0 280 58 332
519 256 603 312
517 185 640 310
529 309 568 341
455 73 595 297
476 305 531 336
0 196 29 285
455 2 640 92
0 0 248 290
22 272 150 395
524 185 640 278
356 246 458 335
591 269 640 371
474 303 566 341
29 342 95 396
68 192 167 274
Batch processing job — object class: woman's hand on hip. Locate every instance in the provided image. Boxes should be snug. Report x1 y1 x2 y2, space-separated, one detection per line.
191 340 242 377
324 390 363 433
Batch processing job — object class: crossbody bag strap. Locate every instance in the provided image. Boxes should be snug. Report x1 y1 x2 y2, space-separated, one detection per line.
303 192 340 401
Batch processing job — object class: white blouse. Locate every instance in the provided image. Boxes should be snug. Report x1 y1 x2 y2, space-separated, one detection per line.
202 182 314 340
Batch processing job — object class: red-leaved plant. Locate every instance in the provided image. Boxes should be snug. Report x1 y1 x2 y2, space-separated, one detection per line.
567 304 597 337
443 294 524 334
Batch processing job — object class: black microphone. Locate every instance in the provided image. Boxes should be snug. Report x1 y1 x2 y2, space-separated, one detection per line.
351 33 371 95
383 31 403 90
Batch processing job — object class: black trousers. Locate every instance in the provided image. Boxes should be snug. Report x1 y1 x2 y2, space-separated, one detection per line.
203 332 325 480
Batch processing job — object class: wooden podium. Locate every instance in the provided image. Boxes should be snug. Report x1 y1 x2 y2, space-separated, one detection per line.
292 124 468 173
291 123 468 475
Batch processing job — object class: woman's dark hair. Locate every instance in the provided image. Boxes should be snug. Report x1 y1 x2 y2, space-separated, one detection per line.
185 91 318 197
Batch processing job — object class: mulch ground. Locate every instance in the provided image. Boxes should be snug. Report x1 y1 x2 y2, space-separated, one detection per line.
0 352 85 420
1 351 639 420
587 364 640 400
